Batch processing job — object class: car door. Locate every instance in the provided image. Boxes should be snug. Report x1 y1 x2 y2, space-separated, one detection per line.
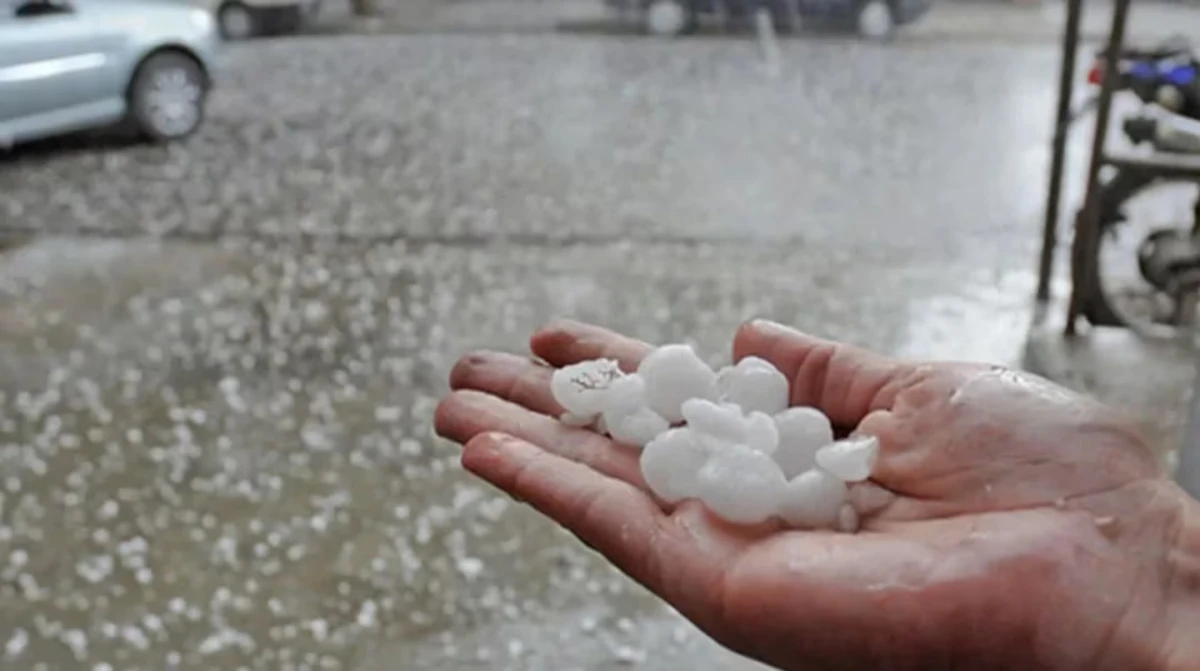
0 1 127 135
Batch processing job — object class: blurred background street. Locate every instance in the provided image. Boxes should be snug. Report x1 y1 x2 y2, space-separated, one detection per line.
1 0 1197 668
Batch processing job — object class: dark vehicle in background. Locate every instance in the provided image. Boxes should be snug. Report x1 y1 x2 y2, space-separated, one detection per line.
607 0 932 39
192 0 321 40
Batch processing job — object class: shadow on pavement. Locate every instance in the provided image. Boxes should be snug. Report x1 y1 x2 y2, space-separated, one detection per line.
0 128 144 167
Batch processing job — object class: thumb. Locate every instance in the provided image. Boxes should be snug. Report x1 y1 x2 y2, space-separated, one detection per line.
732 320 909 428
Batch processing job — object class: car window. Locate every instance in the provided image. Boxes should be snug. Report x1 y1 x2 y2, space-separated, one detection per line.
13 0 73 18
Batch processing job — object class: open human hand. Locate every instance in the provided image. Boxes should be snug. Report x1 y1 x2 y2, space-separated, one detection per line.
434 319 1200 671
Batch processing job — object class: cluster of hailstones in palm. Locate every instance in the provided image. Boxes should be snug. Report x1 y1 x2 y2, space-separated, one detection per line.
551 344 894 531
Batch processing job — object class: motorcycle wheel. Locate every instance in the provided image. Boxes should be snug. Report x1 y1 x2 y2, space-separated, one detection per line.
1080 169 1200 334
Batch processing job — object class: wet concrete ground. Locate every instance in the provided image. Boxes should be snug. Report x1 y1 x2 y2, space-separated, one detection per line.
0 32 1117 669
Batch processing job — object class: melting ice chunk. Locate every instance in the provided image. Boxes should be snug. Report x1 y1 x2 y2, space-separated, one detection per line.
778 469 847 528
641 428 711 503
743 412 779 454
603 373 648 416
551 359 624 416
638 345 718 423
680 398 745 443
696 444 787 525
608 407 669 449
773 407 834 478
815 435 880 483
717 356 789 416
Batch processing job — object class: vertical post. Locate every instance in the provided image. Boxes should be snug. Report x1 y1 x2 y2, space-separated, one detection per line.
1038 0 1085 303
1065 0 1132 334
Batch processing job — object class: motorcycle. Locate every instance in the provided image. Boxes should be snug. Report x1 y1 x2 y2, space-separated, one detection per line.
1074 37 1200 333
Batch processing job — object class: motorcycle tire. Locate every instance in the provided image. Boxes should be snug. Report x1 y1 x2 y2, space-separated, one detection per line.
1079 168 1162 326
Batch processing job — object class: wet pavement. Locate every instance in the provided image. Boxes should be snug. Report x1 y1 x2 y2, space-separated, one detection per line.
0 33 1093 669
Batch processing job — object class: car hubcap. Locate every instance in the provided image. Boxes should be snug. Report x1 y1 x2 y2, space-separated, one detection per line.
221 6 254 39
646 1 686 35
146 68 202 137
858 1 892 38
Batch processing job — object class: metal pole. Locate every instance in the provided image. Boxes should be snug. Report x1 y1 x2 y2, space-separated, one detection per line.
1065 0 1132 334
1038 0 1085 303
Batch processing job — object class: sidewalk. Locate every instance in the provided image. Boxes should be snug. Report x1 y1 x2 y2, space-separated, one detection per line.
315 0 1200 44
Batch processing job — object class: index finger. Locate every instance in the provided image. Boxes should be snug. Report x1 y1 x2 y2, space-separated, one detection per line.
530 319 653 371
733 320 912 428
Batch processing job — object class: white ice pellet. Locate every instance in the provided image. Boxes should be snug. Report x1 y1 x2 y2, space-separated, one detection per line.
640 428 711 503
718 357 789 416
638 345 718 423
777 469 847 528
815 435 880 483
551 359 624 416
680 398 745 443
603 374 647 416
837 504 860 533
696 445 787 525
773 407 834 478
743 411 779 455
607 407 669 449
848 482 895 515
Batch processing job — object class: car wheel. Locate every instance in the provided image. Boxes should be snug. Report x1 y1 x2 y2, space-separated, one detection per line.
643 0 694 36
855 0 893 39
129 52 207 143
218 1 256 40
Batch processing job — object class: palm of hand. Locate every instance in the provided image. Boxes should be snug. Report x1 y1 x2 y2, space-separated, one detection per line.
435 320 1182 671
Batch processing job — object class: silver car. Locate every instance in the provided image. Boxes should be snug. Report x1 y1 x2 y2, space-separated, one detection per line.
0 0 220 147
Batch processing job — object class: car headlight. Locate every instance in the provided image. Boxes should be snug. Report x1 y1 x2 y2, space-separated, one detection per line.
190 8 215 32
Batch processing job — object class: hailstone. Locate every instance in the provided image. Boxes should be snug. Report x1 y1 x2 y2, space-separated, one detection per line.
777 468 847 528
640 428 711 503
638 345 718 423
718 356 789 416
696 445 787 525
548 346 892 535
815 435 880 483
773 407 834 478
604 374 647 416
551 359 624 417
743 411 779 454
680 398 745 443
608 407 669 449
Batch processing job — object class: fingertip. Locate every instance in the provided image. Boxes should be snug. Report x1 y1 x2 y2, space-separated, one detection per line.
433 392 465 440
461 431 517 474
733 319 812 361
530 320 577 361
448 350 491 390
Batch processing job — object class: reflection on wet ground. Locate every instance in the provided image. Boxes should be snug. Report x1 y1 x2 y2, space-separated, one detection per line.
0 32 1084 670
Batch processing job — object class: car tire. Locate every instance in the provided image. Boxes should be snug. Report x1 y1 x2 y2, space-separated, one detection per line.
643 0 695 37
128 52 208 143
855 0 893 39
218 1 257 40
